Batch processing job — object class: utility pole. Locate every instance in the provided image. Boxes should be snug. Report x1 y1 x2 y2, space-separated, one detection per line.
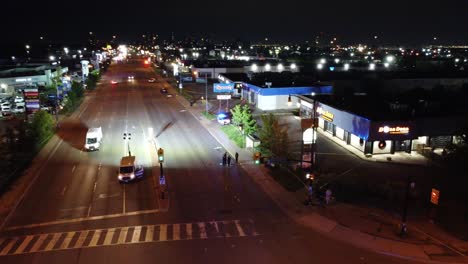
205 74 208 114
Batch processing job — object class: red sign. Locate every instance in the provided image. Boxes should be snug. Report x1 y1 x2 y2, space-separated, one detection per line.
430 188 440 205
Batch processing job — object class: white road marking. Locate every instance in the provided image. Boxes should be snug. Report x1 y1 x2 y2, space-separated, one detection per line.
123 184 126 214
45 233 61 251
131 226 142 243
104 228 116 245
73 231 89 248
234 220 246 237
198 222 207 239
145 226 154 242
88 230 102 247
5 209 160 231
0 238 18 255
13 235 34 254
159 225 167 241
186 223 192 240
29 234 48 252
72 165 76 173
173 224 180 240
59 232 75 249
118 227 128 244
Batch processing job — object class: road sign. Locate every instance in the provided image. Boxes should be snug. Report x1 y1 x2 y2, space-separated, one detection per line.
430 188 440 205
159 175 166 185
217 94 231 100
213 83 234 93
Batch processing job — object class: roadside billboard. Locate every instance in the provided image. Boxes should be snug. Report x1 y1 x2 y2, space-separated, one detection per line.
213 83 234 93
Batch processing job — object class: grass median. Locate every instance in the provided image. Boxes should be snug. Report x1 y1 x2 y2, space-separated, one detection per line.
220 125 245 148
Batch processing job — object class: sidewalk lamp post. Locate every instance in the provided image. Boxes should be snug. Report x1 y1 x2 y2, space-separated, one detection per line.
400 175 415 237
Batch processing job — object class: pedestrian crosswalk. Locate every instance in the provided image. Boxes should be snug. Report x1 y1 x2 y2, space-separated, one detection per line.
0 219 259 256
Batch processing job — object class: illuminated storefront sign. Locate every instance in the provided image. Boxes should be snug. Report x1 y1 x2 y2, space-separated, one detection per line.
15 78 32 82
316 106 334 122
378 126 410 135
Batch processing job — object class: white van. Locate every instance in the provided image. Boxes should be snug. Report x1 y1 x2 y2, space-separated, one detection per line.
118 156 144 183
84 127 103 151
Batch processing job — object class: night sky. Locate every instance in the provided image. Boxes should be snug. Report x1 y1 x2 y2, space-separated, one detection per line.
1 0 467 45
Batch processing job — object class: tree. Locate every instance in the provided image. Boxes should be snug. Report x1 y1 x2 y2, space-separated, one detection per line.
230 105 243 126
230 104 257 136
241 105 257 136
71 81 84 98
29 110 55 148
258 113 288 157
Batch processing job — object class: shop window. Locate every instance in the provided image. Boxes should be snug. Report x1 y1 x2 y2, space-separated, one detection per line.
378 140 386 149
359 138 364 146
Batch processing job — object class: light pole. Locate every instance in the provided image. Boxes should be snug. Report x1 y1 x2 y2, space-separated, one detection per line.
205 74 208 114
123 132 132 156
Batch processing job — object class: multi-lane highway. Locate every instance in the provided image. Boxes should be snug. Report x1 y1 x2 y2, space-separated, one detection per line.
0 59 418 263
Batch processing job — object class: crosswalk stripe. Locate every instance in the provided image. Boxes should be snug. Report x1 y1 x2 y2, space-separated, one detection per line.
45 233 61 251
0 238 18 255
159 225 167 241
30 234 48 253
118 227 128 244
88 230 102 247
186 223 192 240
145 226 154 242
198 222 207 239
173 224 180 240
223 221 231 237
235 220 246 237
104 228 116 245
131 226 141 243
0 219 259 256
14 235 34 254
60 232 75 249
74 230 89 248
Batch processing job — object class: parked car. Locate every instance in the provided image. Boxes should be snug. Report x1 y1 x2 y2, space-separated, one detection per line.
14 96 24 103
13 105 25 113
148 78 156 83
160 88 168 93
217 112 232 125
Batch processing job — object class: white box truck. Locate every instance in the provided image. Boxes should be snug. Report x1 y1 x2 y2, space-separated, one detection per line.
85 127 102 151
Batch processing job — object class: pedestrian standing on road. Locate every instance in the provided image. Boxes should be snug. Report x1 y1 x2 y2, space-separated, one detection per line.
227 155 231 166
325 187 333 205
222 152 227 166
235 152 239 163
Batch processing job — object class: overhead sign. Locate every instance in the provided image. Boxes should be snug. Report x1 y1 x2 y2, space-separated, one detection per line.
213 83 234 93
217 94 232 100
378 126 410 135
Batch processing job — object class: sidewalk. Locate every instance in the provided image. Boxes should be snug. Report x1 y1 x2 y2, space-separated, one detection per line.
166 81 468 263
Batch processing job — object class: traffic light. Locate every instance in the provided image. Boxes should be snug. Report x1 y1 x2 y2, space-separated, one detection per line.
253 152 261 165
157 148 164 162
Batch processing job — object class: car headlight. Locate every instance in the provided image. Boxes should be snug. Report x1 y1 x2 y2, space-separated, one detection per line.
130 173 135 179
118 175 123 180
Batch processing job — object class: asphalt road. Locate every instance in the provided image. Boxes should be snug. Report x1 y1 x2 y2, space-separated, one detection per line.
0 59 420 263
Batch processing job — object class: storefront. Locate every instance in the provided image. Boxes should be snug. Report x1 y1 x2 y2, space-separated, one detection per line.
299 99 417 155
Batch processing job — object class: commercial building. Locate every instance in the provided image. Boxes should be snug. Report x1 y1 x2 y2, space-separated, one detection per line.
0 65 68 97
298 95 467 156
219 73 332 111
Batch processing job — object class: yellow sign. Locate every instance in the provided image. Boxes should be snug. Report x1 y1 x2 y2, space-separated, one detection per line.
378 126 410 135
430 188 440 205
316 107 334 122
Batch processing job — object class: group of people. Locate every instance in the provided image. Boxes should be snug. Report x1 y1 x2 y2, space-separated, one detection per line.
306 183 333 206
222 152 238 166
